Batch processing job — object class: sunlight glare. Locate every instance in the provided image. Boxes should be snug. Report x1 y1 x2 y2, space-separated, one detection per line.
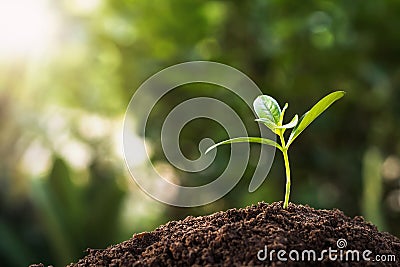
0 0 59 58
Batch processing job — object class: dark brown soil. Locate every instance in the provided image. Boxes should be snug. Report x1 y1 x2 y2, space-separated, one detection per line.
33 202 400 266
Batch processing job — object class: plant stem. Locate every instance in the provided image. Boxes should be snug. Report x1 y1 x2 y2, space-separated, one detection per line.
278 131 291 209
282 148 291 209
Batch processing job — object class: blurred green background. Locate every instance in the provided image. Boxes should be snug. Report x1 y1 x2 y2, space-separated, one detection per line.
1 0 400 266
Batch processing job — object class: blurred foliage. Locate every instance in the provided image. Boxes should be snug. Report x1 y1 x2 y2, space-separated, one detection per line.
1 0 400 266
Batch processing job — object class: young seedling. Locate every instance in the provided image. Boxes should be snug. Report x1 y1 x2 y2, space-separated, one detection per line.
206 91 345 209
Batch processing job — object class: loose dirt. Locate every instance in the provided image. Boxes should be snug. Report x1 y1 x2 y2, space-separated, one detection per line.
32 202 400 266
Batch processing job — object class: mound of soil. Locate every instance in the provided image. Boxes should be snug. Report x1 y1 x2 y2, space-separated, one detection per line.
35 202 400 266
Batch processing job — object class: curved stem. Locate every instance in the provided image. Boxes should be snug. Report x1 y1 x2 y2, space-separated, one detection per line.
282 149 291 209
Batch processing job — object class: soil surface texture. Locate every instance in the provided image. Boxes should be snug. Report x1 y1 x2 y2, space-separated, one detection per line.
33 202 400 266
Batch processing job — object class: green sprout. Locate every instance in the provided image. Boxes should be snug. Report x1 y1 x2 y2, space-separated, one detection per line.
206 91 345 209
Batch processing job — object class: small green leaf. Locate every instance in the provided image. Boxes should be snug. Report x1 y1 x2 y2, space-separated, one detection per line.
253 95 281 125
205 137 282 154
287 91 345 146
279 103 289 125
256 114 298 132
255 118 279 132
275 114 298 129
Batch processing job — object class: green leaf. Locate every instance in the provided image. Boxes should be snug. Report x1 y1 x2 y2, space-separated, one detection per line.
279 103 289 124
253 95 281 125
287 91 345 146
255 118 279 132
276 114 298 129
205 137 282 154
257 114 298 136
